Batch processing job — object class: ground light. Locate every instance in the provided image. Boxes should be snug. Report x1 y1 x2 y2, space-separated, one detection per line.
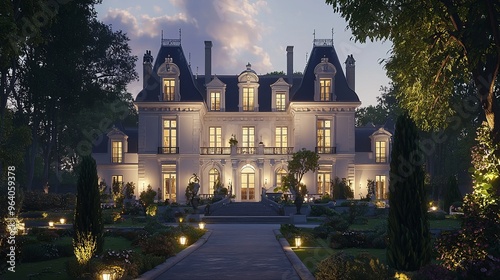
295 236 302 248
178 217 184 223
48 221 54 227
179 236 187 246
101 271 112 280
199 222 206 229
60 218 66 224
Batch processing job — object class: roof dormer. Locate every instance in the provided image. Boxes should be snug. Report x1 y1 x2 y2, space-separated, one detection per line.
206 76 227 111
237 63 260 112
369 127 392 163
107 126 128 164
157 56 181 101
314 56 337 101
270 77 291 112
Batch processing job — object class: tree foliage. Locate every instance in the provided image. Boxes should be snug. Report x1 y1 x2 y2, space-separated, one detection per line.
325 0 500 140
355 84 401 127
73 156 103 257
286 148 320 195
387 114 431 271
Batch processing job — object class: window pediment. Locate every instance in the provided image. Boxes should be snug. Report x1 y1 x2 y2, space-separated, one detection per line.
157 57 180 77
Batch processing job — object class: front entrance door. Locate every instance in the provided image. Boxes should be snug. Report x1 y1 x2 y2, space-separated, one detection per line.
241 166 255 201
163 173 176 203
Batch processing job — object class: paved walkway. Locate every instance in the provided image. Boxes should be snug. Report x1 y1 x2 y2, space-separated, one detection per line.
141 224 306 280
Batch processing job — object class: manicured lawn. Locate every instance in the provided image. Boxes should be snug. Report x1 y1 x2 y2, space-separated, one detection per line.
349 217 461 231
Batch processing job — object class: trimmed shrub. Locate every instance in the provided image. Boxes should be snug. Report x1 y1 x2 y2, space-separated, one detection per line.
315 252 391 280
310 205 337 217
412 264 456 280
139 232 178 257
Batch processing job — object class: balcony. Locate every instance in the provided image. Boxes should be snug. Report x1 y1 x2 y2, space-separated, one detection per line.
263 147 294 155
158 147 179 154
200 147 231 155
315 146 336 154
237 147 256 154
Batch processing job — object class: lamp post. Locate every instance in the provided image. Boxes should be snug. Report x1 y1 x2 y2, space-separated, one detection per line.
48 221 54 227
179 236 187 246
59 218 66 224
198 222 206 230
295 236 302 248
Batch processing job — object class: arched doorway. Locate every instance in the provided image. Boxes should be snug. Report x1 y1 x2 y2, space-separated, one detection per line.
241 166 255 201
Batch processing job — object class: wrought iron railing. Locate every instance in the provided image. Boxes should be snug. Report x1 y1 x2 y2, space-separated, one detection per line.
315 146 336 154
158 147 179 154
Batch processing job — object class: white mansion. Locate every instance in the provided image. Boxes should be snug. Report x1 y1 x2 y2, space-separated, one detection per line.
93 37 392 204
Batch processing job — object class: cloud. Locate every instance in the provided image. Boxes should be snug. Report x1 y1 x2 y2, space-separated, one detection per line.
100 0 275 96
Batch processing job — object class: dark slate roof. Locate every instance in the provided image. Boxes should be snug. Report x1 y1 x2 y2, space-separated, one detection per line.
92 124 138 154
136 45 204 102
355 122 394 152
291 46 360 102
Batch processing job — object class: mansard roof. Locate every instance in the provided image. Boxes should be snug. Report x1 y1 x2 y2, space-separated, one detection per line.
92 124 138 154
292 45 360 102
136 44 204 102
355 122 394 152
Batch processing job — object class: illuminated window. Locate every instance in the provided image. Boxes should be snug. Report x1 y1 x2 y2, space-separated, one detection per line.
243 87 254 111
163 170 176 202
111 141 122 163
209 168 220 194
210 91 220 111
317 172 331 194
111 175 123 189
242 127 255 147
209 127 222 147
275 127 288 154
163 120 177 153
276 92 286 111
276 168 287 188
163 78 175 101
316 120 331 153
375 141 386 163
375 175 386 199
320 78 331 101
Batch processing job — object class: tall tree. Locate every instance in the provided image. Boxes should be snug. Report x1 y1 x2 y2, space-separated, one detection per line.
325 0 500 139
286 148 320 214
73 155 103 260
387 114 431 271
356 84 401 127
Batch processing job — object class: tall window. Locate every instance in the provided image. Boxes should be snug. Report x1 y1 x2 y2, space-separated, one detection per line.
276 92 286 111
275 127 288 154
243 87 254 111
317 172 331 194
276 168 287 188
316 120 331 153
210 91 220 111
209 127 222 147
208 168 220 195
164 173 176 202
242 127 255 147
375 141 386 163
111 141 122 163
320 78 331 101
163 119 177 153
111 175 123 189
375 175 386 199
163 78 175 101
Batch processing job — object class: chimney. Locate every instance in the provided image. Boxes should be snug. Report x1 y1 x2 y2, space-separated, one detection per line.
142 50 153 89
345 54 355 91
204 41 212 85
286 46 293 85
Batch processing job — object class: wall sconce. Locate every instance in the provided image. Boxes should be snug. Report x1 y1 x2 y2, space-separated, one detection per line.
179 236 187 246
265 178 268 186
48 221 54 227
59 218 66 224
295 236 302 248
229 178 231 185
178 217 184 223
198 222 206 230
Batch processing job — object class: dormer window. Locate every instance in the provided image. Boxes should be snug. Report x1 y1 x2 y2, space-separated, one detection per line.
270 77 291 111
163 78 175 101
206 76 226 111
370 127 392 163
242 87 254 111
375 141 386 163
210 91 221 111
314 57 337 101
238 63 259 112
111 141 123 163
157 56 180 101
320 78 331 101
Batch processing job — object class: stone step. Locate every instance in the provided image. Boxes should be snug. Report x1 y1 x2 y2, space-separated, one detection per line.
210 202 279 216
202 216 290 224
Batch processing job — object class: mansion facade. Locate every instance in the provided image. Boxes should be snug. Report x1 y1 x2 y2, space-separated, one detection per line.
93 37 392 204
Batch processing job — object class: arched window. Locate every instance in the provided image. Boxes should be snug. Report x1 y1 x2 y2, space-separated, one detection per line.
208 168 220 195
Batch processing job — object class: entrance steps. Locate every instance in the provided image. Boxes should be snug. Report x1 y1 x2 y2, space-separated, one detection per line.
204 202 288 224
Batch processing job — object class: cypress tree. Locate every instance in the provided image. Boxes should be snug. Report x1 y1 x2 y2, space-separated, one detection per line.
387 113 431 271
73 156 104 256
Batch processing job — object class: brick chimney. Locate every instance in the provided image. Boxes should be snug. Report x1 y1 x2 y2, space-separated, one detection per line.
142 50 153 89
345 54 355 91
205 41 212 85
286 46 293 85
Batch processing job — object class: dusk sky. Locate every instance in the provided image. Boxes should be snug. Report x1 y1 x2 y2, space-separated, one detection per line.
95 0 392 106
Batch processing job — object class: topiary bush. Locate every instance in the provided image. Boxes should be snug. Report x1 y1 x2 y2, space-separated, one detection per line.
310 205 337 217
